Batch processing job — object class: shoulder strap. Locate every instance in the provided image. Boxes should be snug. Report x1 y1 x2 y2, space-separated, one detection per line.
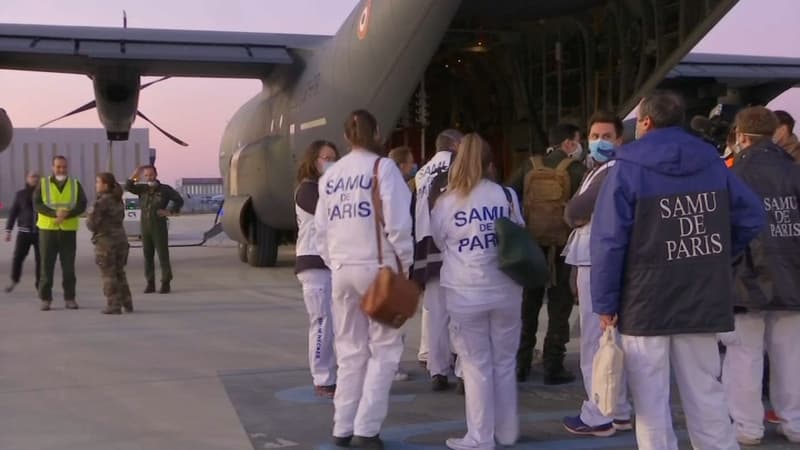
555 157 576 173
371 158 384 266
530 155 544 170
500 185 514 215
371 157 404 271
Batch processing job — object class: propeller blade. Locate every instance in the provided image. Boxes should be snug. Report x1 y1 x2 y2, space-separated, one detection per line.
140 76 170 90
39 100 97 128
136 110 188 147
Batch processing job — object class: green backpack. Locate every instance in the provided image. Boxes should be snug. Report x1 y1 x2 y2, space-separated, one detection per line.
495 186 549 289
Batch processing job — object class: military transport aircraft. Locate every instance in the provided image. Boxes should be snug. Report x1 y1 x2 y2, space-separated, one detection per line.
0 0 763 267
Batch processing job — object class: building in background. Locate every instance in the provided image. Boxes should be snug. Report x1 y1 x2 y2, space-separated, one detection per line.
0 128 151 215
177 177 224 214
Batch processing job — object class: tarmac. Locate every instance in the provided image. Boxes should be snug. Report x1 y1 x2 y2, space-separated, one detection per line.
0 214 793 450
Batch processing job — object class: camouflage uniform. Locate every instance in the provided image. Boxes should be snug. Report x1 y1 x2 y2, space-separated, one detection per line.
87 191 132 313
124 180 183 292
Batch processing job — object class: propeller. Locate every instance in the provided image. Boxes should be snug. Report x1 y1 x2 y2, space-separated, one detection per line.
37 75 187 146
136 111 188 147
39 100 97 128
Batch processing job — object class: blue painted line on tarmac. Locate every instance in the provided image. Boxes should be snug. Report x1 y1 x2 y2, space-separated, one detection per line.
275 385 416 405
315 410 691 450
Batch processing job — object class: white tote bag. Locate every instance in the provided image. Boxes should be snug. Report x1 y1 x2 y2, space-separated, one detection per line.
591 326 625 417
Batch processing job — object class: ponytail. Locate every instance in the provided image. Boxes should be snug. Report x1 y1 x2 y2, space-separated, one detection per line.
344 109 383 155
447 133 493 197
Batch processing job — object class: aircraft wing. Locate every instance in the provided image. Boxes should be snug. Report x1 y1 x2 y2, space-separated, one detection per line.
0 23 329 78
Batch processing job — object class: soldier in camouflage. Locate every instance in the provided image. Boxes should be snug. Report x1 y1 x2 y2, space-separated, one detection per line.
125 165 183 294
87 173 133 315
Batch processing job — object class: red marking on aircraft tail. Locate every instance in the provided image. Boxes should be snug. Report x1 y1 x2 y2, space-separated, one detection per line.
358 0 372 40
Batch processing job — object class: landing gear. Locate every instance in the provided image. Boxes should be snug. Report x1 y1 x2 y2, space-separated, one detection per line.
245 218 278 267
238 242 248 263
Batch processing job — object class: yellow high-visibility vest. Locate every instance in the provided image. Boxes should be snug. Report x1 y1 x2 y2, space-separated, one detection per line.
37 177 80 231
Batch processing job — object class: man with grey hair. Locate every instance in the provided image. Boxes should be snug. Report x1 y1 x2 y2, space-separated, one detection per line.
591 90 765 450
5 171 41 292
413 128 463 391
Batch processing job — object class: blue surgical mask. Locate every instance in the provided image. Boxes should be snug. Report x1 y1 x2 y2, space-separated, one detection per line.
588 139 615 162
408 164 418 178
320 161 335 174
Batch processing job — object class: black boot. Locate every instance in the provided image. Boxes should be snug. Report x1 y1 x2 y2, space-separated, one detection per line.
544 366 576 385
332 435 352 448
350 435 384 449
144 282 156 294
159 281 170 294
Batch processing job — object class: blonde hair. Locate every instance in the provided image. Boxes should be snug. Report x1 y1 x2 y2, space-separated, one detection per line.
447 133 492 197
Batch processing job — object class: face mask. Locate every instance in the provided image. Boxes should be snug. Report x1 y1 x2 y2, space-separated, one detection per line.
55 175 66 182
408 164 418 178
588 140 615 162
570 142 584 160
320 161 335 174
147 181 158 187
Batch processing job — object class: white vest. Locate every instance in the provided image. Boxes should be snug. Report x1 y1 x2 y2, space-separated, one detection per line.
563 161 614 266
295 181 319 258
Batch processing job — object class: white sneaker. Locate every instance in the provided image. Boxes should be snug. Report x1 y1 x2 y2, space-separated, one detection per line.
736 434 762 446
445 437 494 450
777 424 800 443
393 370 409 382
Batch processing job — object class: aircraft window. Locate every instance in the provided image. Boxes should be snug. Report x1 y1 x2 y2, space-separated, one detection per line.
279 115 284 129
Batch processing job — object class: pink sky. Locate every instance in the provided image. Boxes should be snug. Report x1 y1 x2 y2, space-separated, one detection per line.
1 0 798 183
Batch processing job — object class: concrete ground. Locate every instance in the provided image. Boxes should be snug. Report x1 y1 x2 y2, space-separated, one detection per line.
0 214 793 450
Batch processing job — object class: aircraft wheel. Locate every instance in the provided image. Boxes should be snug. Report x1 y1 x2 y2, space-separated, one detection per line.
246 221 278 267
238 242 248 263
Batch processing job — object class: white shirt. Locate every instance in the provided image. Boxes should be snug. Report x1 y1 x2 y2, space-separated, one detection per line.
431 179 525 313
315 149 414 272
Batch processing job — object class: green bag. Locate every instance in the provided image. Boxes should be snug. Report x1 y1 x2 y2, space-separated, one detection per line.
495 186 549 289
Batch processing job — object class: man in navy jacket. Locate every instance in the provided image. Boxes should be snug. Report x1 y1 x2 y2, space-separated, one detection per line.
722 106 800 445
590 90 765 450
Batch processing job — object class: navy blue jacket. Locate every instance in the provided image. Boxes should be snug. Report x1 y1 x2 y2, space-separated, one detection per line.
590 127 765 336
732 140 800 311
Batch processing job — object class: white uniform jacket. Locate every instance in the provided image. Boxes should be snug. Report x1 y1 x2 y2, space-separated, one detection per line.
315 149 414 273
431 179 525 313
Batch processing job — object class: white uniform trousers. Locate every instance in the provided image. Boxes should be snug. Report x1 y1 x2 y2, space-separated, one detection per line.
722 311 800 442
447 293 521 448
330 265 404 438
297 269 337 387
424 278 454 376
576 267 632 426
418 298 429 362
622 333 739 450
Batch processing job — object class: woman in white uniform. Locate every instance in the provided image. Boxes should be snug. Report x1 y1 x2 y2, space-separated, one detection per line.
295 140 340 398
315 110 414 449
431 133 524 450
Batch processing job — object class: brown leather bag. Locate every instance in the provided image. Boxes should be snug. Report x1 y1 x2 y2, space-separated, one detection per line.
360 158 421 329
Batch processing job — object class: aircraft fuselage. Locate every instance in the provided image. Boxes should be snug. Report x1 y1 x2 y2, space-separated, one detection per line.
218 0 462 250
